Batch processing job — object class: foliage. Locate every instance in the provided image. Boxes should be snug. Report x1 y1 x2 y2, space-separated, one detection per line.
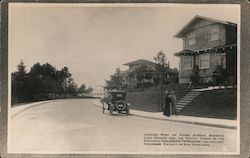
11 60 88 103
136 64 154 88
136 65 147 85
105 68 123 90
11 60 29 101
153 51 170 87
78 84 86 93
78 84 93 95
213 65 227 85
105 51 176 91
85 86 94 94
57 66 72 94
66 78 78 96
153 50 168 67
27 63 60 95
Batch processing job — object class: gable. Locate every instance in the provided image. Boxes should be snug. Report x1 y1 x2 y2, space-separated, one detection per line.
174 15 236 38
188 19 216 31
124 59 152 66
176 18 217 38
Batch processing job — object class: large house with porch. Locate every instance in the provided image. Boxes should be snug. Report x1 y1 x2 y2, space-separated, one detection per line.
174 15 237 84
121 59 178 89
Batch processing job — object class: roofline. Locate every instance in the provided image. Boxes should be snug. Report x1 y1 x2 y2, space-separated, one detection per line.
124 59 143 66
174 15 237 38
121 62 178 78
123 59 155 66
174 44 237 56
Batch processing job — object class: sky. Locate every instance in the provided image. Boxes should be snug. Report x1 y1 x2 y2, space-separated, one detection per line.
9 3 240 91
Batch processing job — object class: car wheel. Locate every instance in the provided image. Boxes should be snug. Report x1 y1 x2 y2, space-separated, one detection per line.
126 108 130 115
109 107 113 115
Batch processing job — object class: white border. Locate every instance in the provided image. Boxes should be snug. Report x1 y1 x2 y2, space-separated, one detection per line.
7 3 241 155
8 3 241 8
236 4 241 155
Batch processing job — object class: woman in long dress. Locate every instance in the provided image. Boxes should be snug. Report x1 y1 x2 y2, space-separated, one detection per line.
170 91 177 116
163 91 171 117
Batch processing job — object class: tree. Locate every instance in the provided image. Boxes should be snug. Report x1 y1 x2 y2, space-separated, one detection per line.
11 60 29 102
78 84 86 94
105 68 123 90
85 86 93 94
28 63 60 96
153 50 168 67
26 63 75 99
113 68 123 88
66 77 78 96
11 60 81 104
27 62 44 97
56 67 72 95
16 60 27 80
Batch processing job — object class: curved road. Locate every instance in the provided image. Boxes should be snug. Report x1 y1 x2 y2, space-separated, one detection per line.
10 99 237 153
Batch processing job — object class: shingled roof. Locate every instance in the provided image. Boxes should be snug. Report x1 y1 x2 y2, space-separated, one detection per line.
174 15 237 38
123 59 155 66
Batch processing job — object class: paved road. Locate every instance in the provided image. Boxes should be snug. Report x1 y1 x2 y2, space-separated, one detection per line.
10 99 237 154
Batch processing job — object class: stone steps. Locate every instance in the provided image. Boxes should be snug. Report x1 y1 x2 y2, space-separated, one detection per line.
176 90 202 112
178 100 192 104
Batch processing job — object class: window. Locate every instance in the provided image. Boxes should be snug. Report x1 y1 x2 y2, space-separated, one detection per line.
197 32 209 43
209 27 219 41
187 33 196 45
181 56 193 69
199 53 210 69
221 53 226 69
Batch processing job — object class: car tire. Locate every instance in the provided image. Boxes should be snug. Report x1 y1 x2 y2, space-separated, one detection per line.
109 107 113 115
126 108 130 115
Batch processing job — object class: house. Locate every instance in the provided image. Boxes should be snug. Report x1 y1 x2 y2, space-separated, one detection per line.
121 59 178 88
174 15 237 84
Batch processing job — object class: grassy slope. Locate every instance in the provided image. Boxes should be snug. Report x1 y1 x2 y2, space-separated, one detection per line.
179 88 237 120
126 84 190 112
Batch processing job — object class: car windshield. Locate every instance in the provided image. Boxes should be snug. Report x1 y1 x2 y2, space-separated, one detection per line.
110 92 126 102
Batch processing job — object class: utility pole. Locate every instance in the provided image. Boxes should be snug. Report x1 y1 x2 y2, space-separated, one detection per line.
154 50 167 111
159 71 164 111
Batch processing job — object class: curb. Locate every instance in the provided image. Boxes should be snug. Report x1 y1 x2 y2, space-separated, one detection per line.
131 114 237 130
11 98 99 119
11 100 60 118
91 101 237 130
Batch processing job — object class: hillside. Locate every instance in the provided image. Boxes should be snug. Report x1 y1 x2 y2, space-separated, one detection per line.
179 88 237 120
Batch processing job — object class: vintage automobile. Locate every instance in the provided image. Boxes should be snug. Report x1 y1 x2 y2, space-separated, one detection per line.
100 90 130 115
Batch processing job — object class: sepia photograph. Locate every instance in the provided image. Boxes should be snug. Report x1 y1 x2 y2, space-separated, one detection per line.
7 3 240 154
